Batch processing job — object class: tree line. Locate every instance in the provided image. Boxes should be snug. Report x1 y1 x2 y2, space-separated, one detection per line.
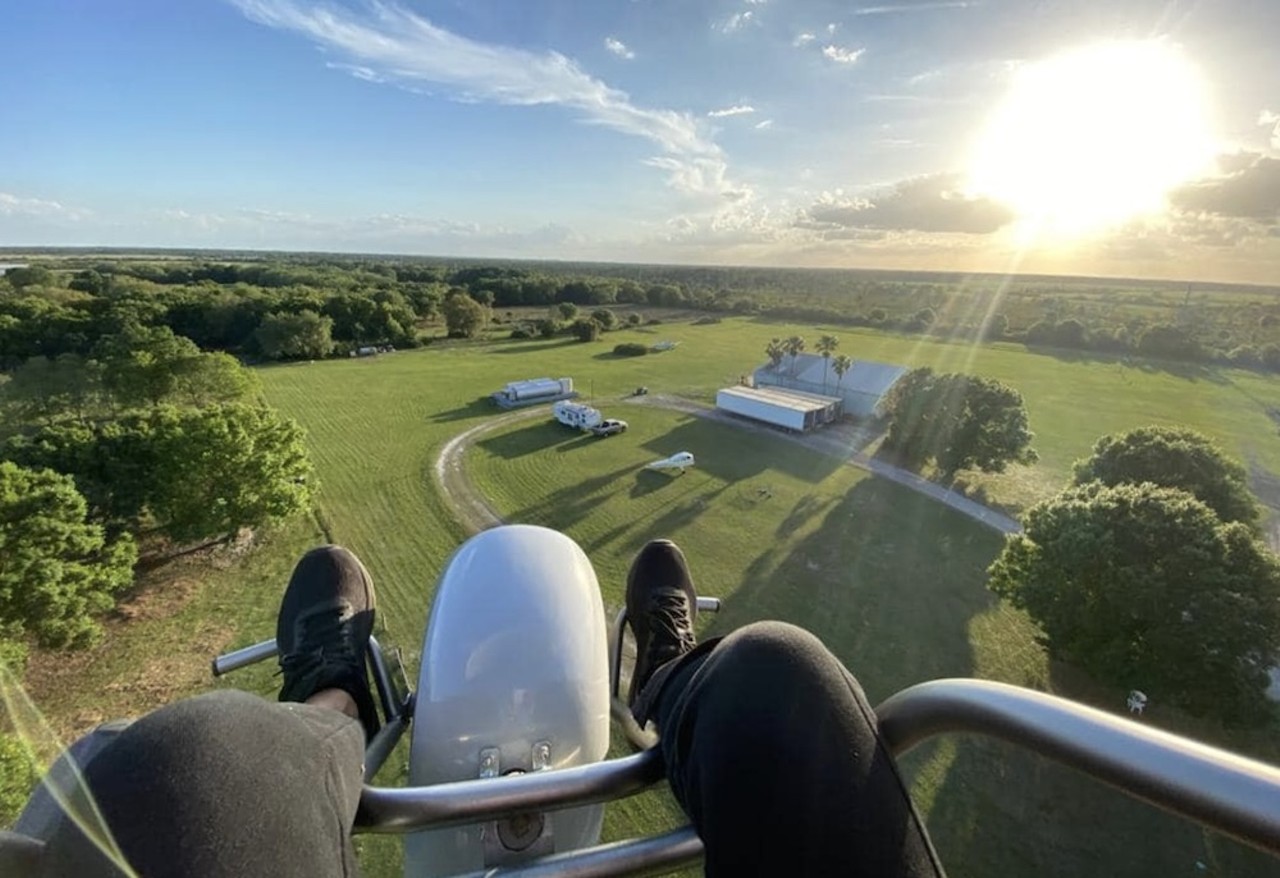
6 257 1277 371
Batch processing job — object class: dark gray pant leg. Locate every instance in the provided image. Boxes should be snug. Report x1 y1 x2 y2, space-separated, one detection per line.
653 621 946 877
36 690 365 878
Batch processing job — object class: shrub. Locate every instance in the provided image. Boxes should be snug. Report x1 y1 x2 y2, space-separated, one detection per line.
613 343 649 357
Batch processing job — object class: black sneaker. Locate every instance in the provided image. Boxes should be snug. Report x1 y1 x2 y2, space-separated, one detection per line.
626 540 698 721
277 546 380 739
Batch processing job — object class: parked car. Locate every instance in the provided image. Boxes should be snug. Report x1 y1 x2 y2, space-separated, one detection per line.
591 419 628 437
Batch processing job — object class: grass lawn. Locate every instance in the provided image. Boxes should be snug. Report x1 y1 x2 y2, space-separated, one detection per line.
15 316 1280 876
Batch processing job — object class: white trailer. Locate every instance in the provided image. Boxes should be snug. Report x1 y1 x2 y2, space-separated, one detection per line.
553 400 603 431
715 386 841 432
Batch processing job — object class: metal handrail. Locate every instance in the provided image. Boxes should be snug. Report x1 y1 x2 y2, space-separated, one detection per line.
214 630 1280 869
449 827 703 878
876 678 1280 856
355 749 666 833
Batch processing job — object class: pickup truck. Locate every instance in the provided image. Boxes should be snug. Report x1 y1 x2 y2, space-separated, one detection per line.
590 419 628 437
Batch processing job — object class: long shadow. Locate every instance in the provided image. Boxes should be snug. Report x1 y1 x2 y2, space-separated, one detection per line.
505 463 640 533
490 339 579 355
775 493 836 539
477 421 578 460
1024 343 1232 385
711 477 1005 704
429 398 496 422
630 468 677 498
621 483 729 552
919 664 1280 877
641 416 843 484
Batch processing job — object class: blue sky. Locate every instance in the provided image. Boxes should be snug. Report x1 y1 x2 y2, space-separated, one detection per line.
2 0 1278 281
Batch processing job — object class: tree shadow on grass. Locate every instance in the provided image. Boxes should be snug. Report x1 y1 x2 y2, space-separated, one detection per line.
489 339 579 355
630 467 686 498
775 493 837 539
905 621 1280 877
428 398 497 422
918 728 1276 877
711 477 1006 704
505 463 640 533
620 483 729 553
1025 343 1232 385
476 421 578 460
641 416 843 484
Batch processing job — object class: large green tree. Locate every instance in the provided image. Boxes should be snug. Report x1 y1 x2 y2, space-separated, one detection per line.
5 405 315 545
254 310 335 360
93 325 257 409
1072 426 1259 526
882 368 1037 478
0 462 137 649
147 404 316 543
989 482 1280 721
443 292 489 339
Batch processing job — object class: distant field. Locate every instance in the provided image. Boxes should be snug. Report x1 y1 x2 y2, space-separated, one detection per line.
21 315 1280 876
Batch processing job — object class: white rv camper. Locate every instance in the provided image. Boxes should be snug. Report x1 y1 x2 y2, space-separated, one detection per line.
553 400 603 431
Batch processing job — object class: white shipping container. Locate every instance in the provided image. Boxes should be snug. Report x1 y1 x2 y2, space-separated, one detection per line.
502 377 575 400
716 388 807 431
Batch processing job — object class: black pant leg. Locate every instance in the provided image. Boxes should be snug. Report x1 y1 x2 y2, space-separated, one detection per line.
653 621 945 877
38 690 365 878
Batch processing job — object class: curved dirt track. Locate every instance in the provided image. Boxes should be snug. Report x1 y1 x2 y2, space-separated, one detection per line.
433 396 1022 536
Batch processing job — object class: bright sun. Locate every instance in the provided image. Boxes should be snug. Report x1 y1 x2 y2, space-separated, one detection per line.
967 41 1216 236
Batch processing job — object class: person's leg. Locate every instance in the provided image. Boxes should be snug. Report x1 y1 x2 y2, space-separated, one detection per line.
626 540 945 877
38 690 365 878
32 545 379 878
652 622 945 877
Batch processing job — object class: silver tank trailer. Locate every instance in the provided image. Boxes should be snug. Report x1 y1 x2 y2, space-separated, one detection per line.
404 525 611 876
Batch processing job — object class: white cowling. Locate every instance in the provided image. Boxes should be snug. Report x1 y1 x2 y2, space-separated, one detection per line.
404 525 611 876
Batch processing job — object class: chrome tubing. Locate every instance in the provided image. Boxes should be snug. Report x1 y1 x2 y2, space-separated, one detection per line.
363 712 409 782
875 678 1280 856
210 638 277 676
450 827 704 878
355 749 665 833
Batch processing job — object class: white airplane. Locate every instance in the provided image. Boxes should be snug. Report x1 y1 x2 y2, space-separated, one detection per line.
646 451 695 474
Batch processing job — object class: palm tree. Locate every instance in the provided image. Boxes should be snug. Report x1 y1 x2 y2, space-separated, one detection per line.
764 337 786 370
816 335 839 391
832 353 853 398
784 335 805 376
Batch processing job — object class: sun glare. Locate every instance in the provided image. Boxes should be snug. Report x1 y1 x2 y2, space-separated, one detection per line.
967 41 1215 236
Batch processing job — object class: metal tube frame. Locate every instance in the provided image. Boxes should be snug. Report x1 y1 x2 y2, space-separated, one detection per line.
875 678 1280 857
215 630 1280 875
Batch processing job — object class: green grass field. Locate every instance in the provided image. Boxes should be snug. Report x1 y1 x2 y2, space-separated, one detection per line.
18 315 1280 876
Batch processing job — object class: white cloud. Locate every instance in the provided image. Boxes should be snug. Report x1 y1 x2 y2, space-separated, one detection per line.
755 119 774 129
604 37 635 60
708 104 756 118
822 44 865 64
230 1 741 198
826 22 838 34
1260 109 1280 150
854 2 979 14
0 193 91 221
719 10 756 33
792 32 816 47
